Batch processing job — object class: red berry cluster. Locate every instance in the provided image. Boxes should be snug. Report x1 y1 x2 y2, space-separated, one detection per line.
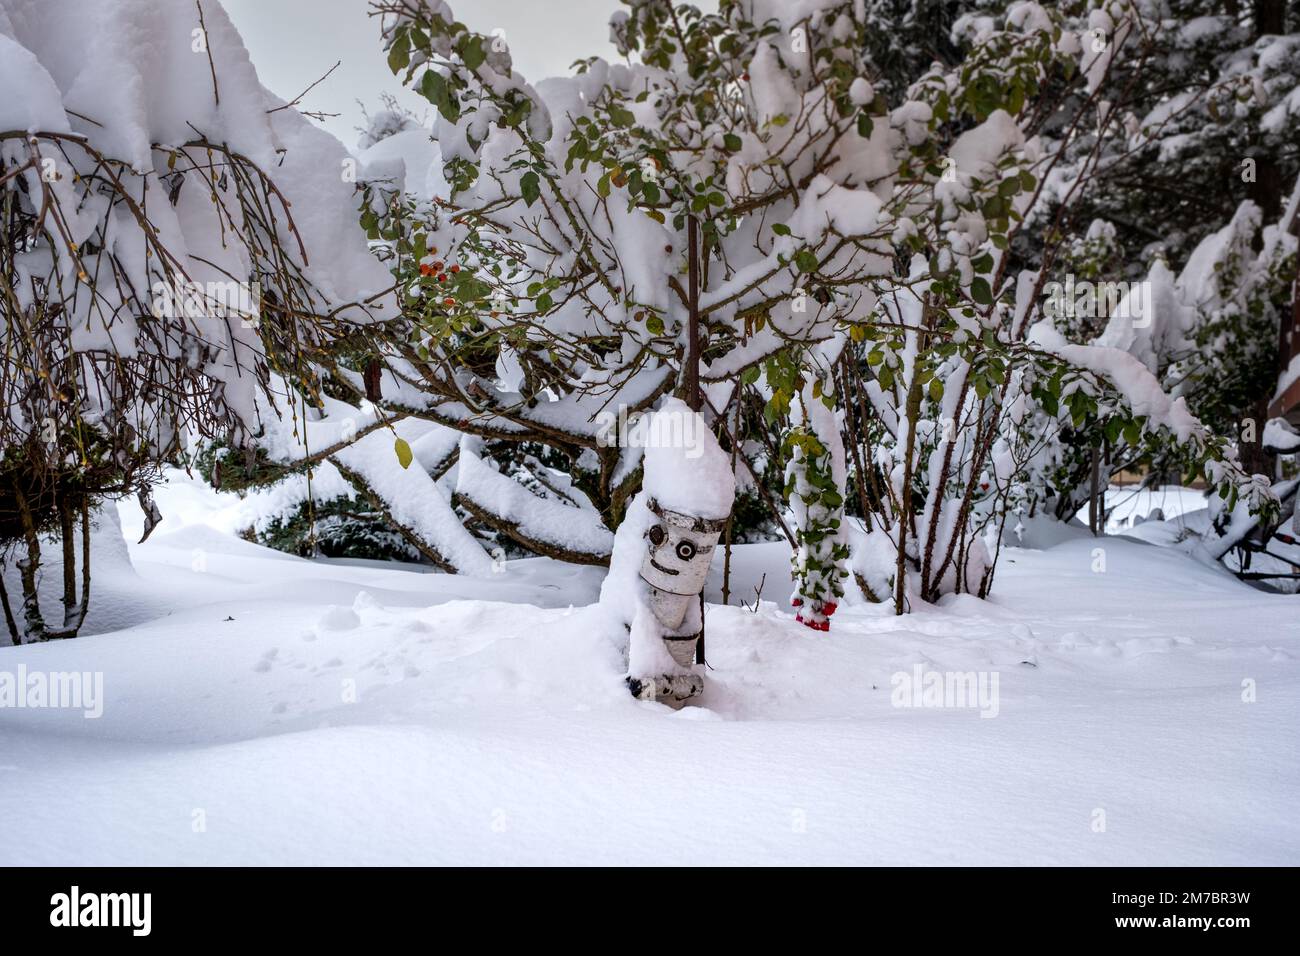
416 248 462 308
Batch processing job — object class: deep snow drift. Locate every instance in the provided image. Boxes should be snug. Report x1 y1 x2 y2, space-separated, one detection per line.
0 473 1296 865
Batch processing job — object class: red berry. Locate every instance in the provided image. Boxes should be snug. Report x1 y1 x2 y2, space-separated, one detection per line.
791 597 803 607
432 261 444 271
822 602 838 617
443 297 455 307
438 273 447 282
450 264 460 273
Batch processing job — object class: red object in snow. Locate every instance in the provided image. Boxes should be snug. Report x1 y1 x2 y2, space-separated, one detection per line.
795 610 830 632
791 597 804 607
822 601 838 617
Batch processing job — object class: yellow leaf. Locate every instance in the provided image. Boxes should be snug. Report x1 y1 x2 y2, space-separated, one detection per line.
394 437 413 469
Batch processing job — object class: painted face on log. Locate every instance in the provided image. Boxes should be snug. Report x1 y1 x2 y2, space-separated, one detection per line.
639 499 723 596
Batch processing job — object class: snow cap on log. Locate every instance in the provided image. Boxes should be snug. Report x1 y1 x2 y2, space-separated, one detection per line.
641 398 735 520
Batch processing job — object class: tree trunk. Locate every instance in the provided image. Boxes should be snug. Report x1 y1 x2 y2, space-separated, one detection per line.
1088 446 1101 535
1253 0 1285 37
838 355 874 533
363 358 383 403
895 354 924 615
0 571 20 645
685 215 702 412
58 493 77 629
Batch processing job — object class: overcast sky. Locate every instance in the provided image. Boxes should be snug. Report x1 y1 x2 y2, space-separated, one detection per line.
223 0 625 147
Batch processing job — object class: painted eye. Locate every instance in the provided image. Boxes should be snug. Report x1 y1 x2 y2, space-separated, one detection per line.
675 540 697 561
648 525 666 546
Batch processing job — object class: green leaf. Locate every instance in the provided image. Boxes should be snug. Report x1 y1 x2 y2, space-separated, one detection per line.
771 222 791 236
420 71 458 122
970 277 993 305
929 377 944 402
520 170 541 206
794 249 818 273
645 314 665 335
723 133 742 152
460 35 486 72
419 69 443 103
394 437 413 470
387 30 410 74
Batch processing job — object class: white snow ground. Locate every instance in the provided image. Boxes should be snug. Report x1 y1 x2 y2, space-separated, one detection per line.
0 473 1296 865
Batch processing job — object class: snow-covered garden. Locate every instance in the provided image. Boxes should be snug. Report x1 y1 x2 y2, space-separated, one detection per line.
2 0 1299 867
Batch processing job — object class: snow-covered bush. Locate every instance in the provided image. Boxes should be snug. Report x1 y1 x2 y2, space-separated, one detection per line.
353 0 918 572
332 0 1282 616
0 0 392 641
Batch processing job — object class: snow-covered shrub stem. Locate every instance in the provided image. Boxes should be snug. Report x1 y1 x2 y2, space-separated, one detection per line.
783 376 850 629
